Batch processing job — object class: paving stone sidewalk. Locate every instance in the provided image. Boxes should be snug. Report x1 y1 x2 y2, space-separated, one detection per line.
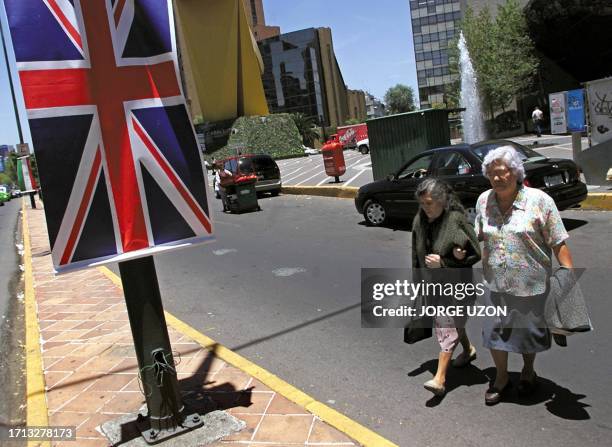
25 200 357 446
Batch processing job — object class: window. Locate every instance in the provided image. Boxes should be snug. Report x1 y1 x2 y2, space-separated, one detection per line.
398 153 435 180
434 151 473 176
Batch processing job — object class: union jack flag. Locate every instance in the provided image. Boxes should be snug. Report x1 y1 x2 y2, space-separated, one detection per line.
3 0 214 273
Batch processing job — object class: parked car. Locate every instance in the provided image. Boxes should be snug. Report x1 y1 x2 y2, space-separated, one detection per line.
355 139 588 227
213 154 282 197
0 185 9 206
303 145 319 155
11 188 21 198
356 138 369 155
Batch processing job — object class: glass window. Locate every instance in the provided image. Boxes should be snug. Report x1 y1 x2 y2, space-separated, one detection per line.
398 153 435 180
471 143 544 161
224 159 238 173
434 151 473 176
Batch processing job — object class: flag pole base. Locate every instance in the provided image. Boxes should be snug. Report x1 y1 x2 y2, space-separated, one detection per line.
136 411 204 445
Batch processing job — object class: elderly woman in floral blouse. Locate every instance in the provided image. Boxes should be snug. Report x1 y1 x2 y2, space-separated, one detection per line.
475 145 574 406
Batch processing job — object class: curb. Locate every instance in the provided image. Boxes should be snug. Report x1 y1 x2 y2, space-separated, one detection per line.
98 266 398 447
580 193 612 211
22 200 51 447
282 186 612 210
282 185 358 199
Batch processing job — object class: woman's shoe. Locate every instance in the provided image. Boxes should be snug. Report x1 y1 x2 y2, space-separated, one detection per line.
518 373 538 397
424 379 446 397
485 380 512 406
452 345 477 368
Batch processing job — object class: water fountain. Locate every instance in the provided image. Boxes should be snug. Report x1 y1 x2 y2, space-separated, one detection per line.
458 32 486 143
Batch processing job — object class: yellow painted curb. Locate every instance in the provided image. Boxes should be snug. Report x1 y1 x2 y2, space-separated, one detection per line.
22 200 51 447
581 193 612 211
282 185 359 199
98 266 398 447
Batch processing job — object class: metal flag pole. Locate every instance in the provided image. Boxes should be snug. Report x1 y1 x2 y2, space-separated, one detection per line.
118 256 202 444
0 14 24 145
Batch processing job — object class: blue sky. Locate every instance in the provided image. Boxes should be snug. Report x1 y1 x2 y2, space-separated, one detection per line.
0 0 417 146
264 0 418 100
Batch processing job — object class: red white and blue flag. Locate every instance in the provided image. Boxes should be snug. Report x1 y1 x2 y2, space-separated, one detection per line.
3 0 214 273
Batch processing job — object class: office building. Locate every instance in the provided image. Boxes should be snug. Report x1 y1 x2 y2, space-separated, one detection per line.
258 27 350 128
243 0 281 41
410 0 464 109
365 92 386 119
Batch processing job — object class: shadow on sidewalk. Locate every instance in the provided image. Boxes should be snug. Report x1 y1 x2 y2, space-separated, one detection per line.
408 359 489 407
407 361 591 419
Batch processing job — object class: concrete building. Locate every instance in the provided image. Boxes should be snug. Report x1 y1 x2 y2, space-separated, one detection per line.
258 27 350 128
410 0 464 109
243 0 280 41
346 89 367 123
365 92 386 119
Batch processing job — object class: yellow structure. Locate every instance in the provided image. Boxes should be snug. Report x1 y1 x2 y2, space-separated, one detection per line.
174 0 269 122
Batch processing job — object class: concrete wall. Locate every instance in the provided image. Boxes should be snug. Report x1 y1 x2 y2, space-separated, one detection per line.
346 90 367 123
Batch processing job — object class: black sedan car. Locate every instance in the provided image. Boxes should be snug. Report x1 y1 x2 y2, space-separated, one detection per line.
355 140 588 226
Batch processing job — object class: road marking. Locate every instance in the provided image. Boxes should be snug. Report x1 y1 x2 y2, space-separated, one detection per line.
342 169 367 187
284 163 326 183
294 171 328 186
316 176 333 186
97 266 398 447
272 267 307 277
22 200 51 445
212 248 238 256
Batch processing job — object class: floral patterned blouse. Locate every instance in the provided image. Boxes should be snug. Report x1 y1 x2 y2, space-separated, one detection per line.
475 185 569 297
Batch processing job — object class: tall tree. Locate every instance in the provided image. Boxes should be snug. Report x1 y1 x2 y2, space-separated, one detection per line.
384 84 416 114
457 1 539 118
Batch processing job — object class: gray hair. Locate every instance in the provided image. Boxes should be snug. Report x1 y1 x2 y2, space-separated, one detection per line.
415 178 450 207
481 145 525 183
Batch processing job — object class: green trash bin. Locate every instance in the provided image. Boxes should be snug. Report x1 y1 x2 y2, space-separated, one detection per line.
222 175 260 213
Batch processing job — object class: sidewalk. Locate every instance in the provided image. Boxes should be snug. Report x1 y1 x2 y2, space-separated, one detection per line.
22 198 392 447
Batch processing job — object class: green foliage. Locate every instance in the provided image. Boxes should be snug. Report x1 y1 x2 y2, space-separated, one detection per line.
204 114 305 160
343 118 361 125
2 153 18 183
290 113 320 147
458 1 539 117
193 114 204 125
0 173 12 185
384 84 416 114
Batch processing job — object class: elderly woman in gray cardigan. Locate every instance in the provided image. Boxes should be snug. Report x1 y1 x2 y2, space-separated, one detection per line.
411 178 481 396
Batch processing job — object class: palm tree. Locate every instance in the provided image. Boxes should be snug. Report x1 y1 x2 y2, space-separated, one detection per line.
290 113 320 147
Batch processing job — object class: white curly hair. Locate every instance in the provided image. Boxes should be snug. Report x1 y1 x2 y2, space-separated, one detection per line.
481 145 525 183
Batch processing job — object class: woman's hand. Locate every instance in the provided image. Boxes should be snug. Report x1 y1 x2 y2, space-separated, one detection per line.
425 254 442 269
453 246 467 260
553 241 574 269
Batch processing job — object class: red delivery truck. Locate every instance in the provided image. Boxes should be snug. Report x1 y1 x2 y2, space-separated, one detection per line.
333 123 368 150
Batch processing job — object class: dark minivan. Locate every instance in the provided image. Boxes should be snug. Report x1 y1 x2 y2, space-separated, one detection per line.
215 154 282 197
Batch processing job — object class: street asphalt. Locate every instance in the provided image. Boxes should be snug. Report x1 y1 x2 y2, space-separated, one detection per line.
0 197 25 427
0 198 21 327
110 194 612 447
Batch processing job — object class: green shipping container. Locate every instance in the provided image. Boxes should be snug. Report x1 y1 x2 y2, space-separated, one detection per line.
367 109 451 181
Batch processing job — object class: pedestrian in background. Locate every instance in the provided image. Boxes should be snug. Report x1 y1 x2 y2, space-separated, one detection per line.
475 146 574 405
532 106 544 137
411 178 481 397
